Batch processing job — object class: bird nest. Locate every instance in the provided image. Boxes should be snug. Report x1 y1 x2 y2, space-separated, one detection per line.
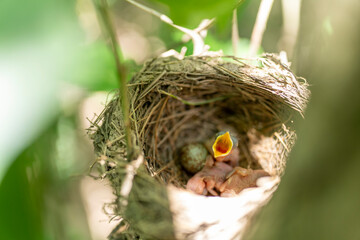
88 54 310 240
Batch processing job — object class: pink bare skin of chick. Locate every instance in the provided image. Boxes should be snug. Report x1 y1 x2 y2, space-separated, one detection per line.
219 167 270 197
186 156 233 196
215 147 240 167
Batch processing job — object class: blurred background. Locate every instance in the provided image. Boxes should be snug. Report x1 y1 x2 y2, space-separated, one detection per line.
0 0 359 239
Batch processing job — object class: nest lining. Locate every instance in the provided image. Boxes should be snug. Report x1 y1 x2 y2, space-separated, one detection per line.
88 54 309 239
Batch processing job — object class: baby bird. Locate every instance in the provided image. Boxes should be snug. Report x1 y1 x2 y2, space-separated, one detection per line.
186 156 233 196
219 167 270 197
212 131 239 167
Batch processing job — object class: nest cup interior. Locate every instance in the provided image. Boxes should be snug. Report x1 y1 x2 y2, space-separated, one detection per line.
89 55 309 238
130 56 307 184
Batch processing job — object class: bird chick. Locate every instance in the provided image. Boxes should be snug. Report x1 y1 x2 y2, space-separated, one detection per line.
212 131 239 167
186 156 233 196
219 167 270 197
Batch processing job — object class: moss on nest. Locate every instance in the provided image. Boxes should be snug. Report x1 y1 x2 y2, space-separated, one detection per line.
88 54 310 239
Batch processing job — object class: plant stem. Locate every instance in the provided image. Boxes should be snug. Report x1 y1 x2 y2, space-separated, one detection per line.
232 9 239 56
96 0 132 157
249 0 274 57
279 0 301 59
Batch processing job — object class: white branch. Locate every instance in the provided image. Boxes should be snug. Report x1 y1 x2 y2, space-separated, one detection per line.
232 9 239 56
120 154 144 206
125 0 206 55
249 0 274 57
279 0 301 59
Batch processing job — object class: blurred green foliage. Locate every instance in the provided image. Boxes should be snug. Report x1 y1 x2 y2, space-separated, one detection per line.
0 119 92 240
0 0 77 45
0 0 97 239
246 1 360 239
150 0 242 29
71 42 119 91
0 135 47 240
2 0 359 239
205 34 263 56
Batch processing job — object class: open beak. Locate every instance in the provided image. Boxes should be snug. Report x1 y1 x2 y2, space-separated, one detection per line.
212 131 233 158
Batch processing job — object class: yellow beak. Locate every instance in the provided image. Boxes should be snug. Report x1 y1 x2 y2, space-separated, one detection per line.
212 131 233 158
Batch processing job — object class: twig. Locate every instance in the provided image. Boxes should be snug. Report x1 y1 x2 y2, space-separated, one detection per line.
249 0 274 57
125 0 205 55
182 18 215 42
119 154 144 206
232 9 239 56
95 0 132 156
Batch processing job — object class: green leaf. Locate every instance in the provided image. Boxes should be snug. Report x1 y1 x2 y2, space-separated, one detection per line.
149 0 240 28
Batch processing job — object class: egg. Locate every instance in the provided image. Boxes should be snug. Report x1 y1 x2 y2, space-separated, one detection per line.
180 143 208 174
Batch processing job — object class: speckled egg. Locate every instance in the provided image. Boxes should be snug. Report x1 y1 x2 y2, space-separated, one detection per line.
180 143 208 174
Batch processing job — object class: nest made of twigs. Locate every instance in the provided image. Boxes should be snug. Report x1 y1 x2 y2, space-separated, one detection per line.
88 54 310 240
